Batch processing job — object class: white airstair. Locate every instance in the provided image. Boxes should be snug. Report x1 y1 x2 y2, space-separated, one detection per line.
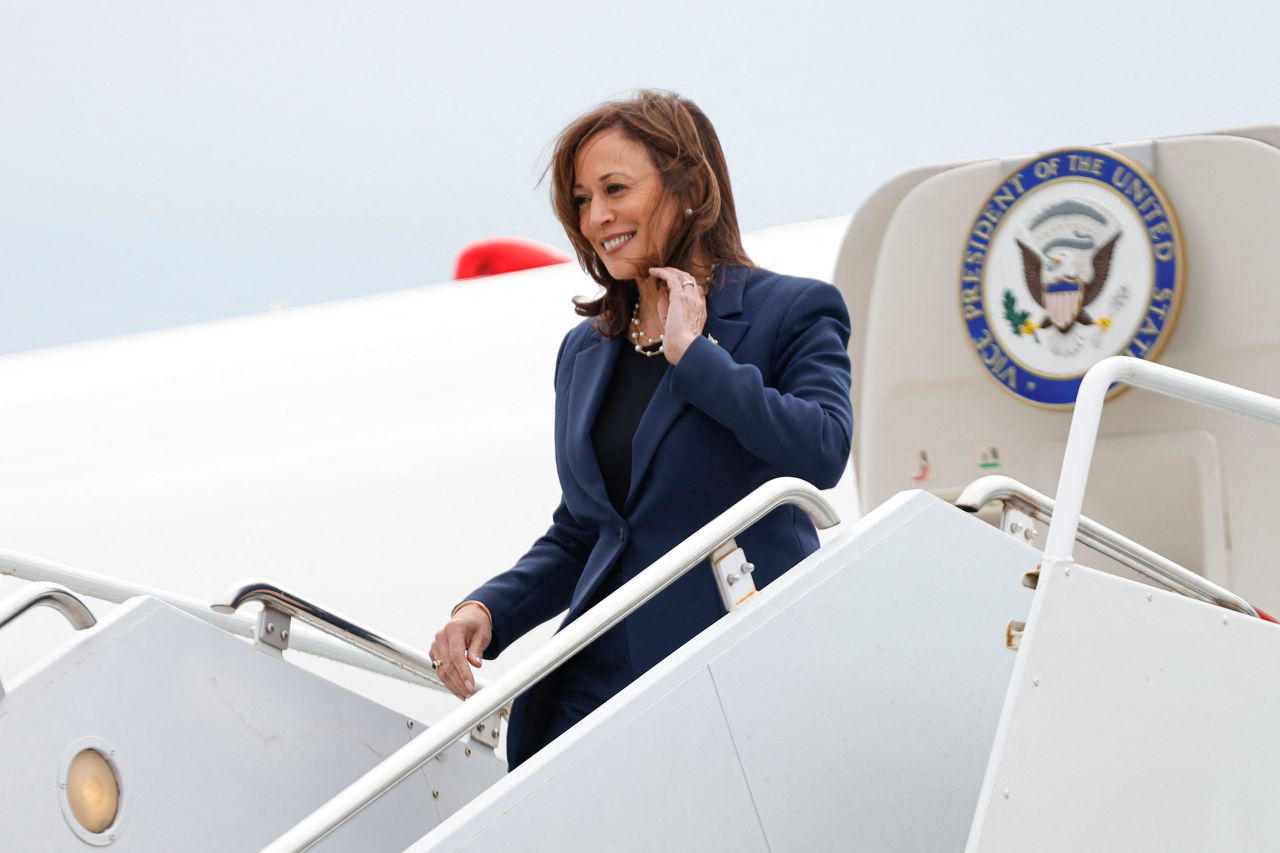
3 357 1279 851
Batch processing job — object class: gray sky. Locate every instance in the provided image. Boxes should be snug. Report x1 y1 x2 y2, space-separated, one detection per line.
3 0 1277 354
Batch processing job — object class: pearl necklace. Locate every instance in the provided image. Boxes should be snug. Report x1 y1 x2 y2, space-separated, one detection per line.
629 301 664 357
629 265 718 358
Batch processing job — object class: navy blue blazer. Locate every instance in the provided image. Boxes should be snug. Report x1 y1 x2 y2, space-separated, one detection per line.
466 264 853 764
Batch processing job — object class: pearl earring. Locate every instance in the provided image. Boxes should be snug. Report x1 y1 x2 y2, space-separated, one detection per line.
684 207 694 217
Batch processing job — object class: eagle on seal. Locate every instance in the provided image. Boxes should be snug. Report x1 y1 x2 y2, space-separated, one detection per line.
1017 233 1119 333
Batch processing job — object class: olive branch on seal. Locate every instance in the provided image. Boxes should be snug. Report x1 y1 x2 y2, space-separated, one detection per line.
1002 289 1039 343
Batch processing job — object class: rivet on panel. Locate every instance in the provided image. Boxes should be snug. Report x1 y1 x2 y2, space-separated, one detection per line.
465 747 472 757
1033 677 1041 687
406 720 414 729
1147 593 1153 602
1003 789 1010 800
432 789 440 799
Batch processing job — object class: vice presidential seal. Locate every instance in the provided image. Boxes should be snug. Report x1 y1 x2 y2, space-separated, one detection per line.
960 147 1184 408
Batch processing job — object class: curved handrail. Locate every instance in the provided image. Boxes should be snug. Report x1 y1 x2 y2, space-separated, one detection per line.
263 477 840 852
212 580 453 690
956 474 1259 617
1045 357 1280 572
0 547 450 693
0 582 97 632
0 582 97 700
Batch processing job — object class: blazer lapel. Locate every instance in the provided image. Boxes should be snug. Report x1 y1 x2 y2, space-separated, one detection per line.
703 265 751 356
624 266 752 509
566 330 620 514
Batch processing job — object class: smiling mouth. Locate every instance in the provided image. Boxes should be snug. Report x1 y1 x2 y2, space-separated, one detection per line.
602 233 635 253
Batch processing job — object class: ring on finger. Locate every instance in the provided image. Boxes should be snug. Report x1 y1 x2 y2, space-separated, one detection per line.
680 279 695 288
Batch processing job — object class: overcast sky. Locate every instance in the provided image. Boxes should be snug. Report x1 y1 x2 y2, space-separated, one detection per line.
3 0 1278 354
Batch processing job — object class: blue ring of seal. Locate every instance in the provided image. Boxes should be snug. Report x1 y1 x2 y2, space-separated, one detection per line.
960 148 1182 409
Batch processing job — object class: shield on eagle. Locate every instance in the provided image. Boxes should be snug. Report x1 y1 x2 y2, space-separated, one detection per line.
1044 279 1084 330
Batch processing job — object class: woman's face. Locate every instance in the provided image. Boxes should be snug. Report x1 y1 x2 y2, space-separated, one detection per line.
573 129 679 281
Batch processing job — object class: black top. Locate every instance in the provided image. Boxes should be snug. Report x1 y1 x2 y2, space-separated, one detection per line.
590 341 669 514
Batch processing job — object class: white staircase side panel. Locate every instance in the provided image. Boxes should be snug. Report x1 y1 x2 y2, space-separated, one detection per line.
451 666 772 853
0 596 503 851
967 563 1280 853
415 490 1039 852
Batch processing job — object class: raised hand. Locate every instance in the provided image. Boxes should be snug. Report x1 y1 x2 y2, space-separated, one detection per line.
648 266 707 365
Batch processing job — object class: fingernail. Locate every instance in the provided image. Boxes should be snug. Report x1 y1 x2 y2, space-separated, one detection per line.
466 680 475 692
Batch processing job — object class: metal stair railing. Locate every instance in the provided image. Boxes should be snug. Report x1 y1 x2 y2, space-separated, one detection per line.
1045 356 1280 577
955 474 1259 617
211 578 466 695
0 582 97 699
0 547 452 693
262 476 840 853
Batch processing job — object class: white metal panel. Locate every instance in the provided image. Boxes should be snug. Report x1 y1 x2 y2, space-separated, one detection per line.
417 491 1038 852
0 596 503 851
421 668 770 853
967 562 1280 853
707 493 1038 851
1212 124 1280 151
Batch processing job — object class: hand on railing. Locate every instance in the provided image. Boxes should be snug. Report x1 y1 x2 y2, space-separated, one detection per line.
263 476 840 853
211 579 474 691
429 603 492 699
0 546 446 691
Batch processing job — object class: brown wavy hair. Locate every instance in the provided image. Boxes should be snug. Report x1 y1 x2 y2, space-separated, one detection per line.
547 90 753 337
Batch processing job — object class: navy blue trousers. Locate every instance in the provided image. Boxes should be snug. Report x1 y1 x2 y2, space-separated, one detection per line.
508 570 635 770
